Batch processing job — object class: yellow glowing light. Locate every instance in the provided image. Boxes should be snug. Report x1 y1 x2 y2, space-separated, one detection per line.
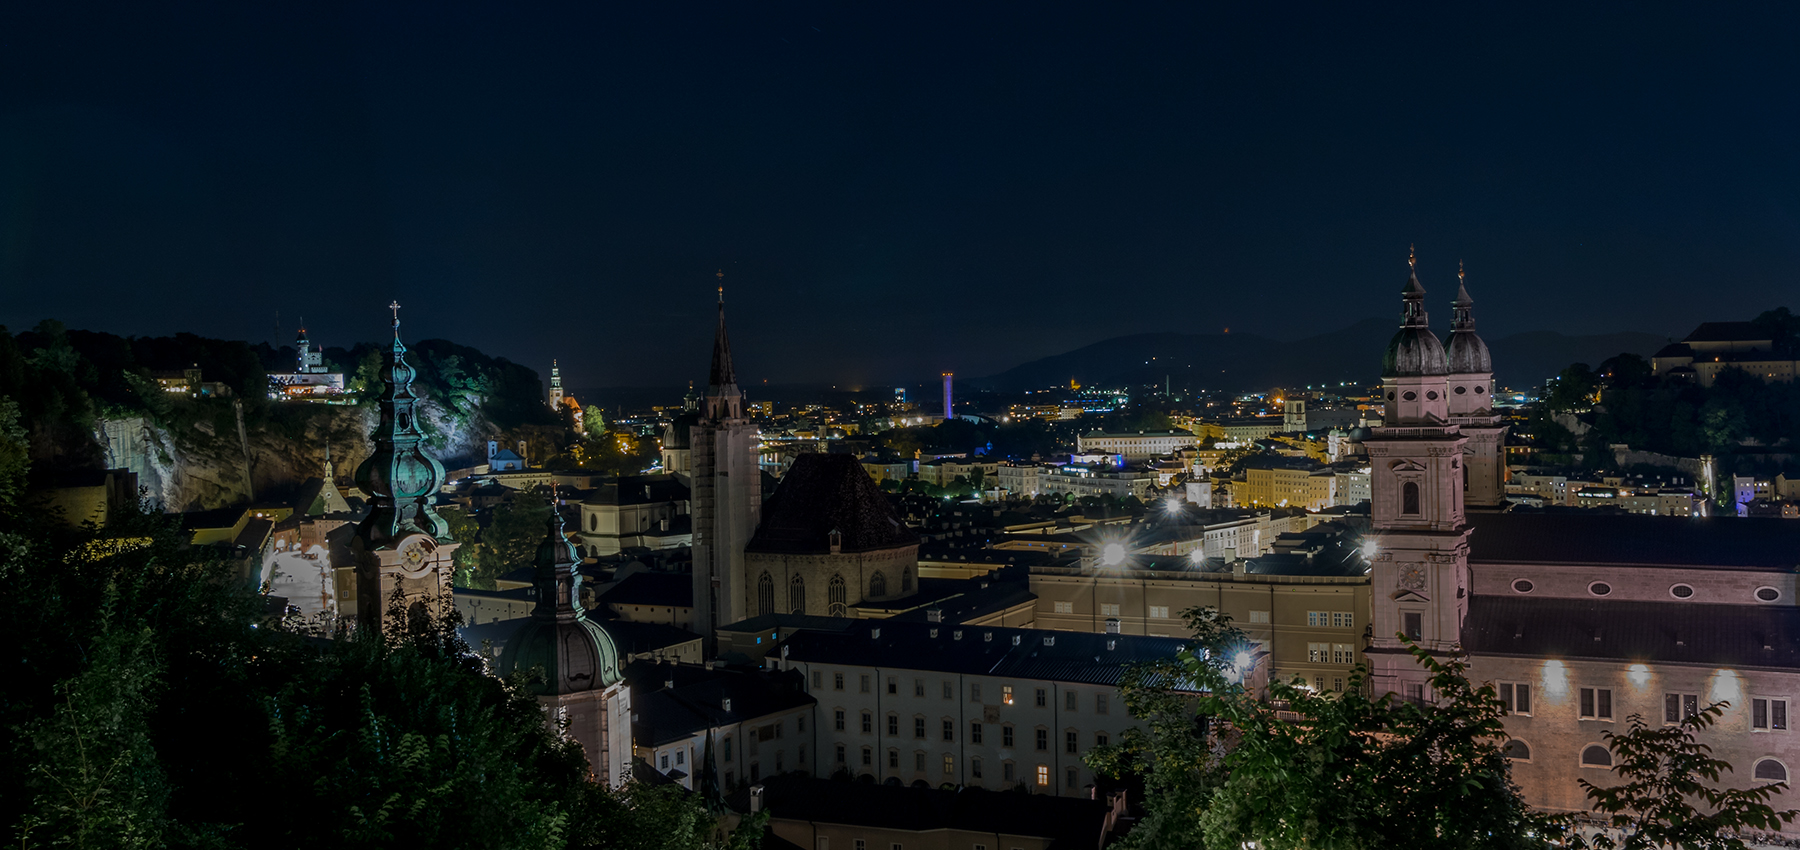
1627 664 1651 687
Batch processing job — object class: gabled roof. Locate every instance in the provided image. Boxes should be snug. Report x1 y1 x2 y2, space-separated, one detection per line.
627 665 813 747
747 454 918 555
1684 321 1772 344
1467 513 1800 570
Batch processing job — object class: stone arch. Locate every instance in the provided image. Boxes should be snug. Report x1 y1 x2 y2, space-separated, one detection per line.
758 571 775 616
1402 481 1420 515
828 573 847 617
789 573 806 615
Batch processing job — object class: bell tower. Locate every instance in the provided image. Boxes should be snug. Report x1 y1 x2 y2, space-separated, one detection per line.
1443 264 1510 508
691 274 762 650
1364 251 1469 702
351 302 460 632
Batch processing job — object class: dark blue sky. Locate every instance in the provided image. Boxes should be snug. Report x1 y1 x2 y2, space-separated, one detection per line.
1 3 1796 389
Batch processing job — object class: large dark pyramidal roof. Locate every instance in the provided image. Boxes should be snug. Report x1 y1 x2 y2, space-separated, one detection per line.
747 454 918 555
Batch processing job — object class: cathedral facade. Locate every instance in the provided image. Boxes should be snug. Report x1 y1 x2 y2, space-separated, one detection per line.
1365 256 1800 828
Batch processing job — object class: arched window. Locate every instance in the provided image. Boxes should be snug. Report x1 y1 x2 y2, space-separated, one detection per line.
901 567 913 593
1402 481 1420 515
1502 739 1531 761
828 574 847 617
789 574 806 615
757 571 775 616
1756 758 1789 783
1581 745 1612 768
869 570 887 598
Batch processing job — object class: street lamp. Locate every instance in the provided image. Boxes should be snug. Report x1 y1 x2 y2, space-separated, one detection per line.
1101 543 1126 567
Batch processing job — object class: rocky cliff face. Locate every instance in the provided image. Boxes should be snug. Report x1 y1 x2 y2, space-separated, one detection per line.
97 398 503 512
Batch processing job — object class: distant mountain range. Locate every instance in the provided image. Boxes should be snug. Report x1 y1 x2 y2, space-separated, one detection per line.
973 318 1669 393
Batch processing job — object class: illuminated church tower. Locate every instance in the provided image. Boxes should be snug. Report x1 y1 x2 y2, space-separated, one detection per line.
1443 264 1509 508
351 303 460 631
1363 251 1470 702
690 276 762 649
549 359 565 409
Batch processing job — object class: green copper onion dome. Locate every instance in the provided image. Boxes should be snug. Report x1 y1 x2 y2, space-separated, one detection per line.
497 504 622 695
354 303 451 546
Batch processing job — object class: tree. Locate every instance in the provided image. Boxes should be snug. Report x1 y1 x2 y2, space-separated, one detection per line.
473 497 554 589
1089 606 1560 850
1577 703 1798 850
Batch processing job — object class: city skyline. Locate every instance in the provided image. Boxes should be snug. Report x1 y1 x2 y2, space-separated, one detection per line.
2 4 1798 386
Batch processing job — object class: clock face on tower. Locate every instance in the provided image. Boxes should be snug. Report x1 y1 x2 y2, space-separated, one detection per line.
401 537 428 569
1399 564 1427 591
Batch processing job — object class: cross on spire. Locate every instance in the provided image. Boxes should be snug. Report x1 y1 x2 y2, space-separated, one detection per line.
717 269 724 303
1408 244 1416 270
388 301 402 336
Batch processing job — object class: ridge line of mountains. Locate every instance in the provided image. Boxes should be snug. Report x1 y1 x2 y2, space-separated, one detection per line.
971 317 1668 394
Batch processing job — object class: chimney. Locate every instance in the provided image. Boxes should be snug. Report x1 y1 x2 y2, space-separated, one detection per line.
953 630 963 640
722 698 732 712
1012 635 1022 646
749 784 764 814
926 608 944 623
871 627 881 640
1043 636 1055 646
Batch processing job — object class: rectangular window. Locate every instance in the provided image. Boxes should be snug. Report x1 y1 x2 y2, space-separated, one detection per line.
1036 764 1050 786
724 736 733 762
1405 683 1424 704
1065 691 1078 711
1095 731 1109 747
1331 611 1354 628
1403 613 1423 641
1053 601 1073 614
1065 730 1079 754
1003 686 1014 705
1066 766 1079 789
944 754 955 775
799 745 806 764
1754 698 1790 731
971 722 983 744
914 718 926 739
812 671 822 689
1035 688 1047 707
1580 687 1613 720
887 676 897 694
887 715 898 736
1248 610 1270 624
1148 606 1170 619
1100 603 1121 616
861 712 872 734
660 754 669 770
860 675 871 693
1665 693 1700 724
834 673 844 691
943 681 953 699
971 757 983 778
1307 642 1328 663
861 748 872 766
1095 693 1109 715
1498 682 1532 716
1003 762 1015 781
1307 611 1325 627
1003 725 1014 747
943 719 954 742
835 710 845 731
675 750 684 765
798 715 806 733
971 683 982 702
835 744 845 763
888 750 898 768
914 678 925 697
915 752 925 771
1035 729 1048 751
1332 644 1354 665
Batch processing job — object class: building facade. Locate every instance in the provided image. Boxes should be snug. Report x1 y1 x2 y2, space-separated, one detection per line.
691 289 763 649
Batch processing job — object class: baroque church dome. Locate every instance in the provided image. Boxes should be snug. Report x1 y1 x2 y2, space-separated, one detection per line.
1444 274 1492 374
1382 266 1448 378
498 509 622 695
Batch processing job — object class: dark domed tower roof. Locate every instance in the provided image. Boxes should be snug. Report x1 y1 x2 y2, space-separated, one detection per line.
663 410 701 451
1444 266 1492 374
1381 256 1449 378
498 505 622 695
747 454 919 555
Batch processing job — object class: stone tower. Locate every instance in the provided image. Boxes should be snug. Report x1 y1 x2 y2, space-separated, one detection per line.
351 303 460 632
1443 264 1509 508
296 320 326 374
691 279 762 650
498 503 631 786
1363 252 1470 702
549 359 565 409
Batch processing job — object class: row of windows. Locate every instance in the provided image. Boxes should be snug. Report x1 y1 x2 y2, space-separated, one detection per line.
1052 605 1329 626
1507 739 1790 781
830 711 1113 750
757 569 915 617
810 673 1109 713
1305 643 1356 665
1496 683 1790 731
1510 577 1783 603
830 746 1091 789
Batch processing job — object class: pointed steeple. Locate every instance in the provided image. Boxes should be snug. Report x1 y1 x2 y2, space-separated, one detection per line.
354 302 450 546
530 491 587 623
709 271 736 388
1400 245 1429 328
1451 261 1476 331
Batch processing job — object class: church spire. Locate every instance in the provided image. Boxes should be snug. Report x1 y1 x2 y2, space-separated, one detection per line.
1400 245 1429 328
354 302 450 546
1452 261 1476 331
709 270 736 389
530 489 587 623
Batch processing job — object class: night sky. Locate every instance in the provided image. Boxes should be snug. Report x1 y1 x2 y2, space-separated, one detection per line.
2 3 1797 390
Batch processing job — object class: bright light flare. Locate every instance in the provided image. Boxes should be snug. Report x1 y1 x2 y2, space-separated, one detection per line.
1101 543 1127 566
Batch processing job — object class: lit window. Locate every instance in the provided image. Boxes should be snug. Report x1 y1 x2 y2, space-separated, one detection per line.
1003 685 1014 705
1036 764 1050 786
1053 601 1073 614
943 754 955 775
